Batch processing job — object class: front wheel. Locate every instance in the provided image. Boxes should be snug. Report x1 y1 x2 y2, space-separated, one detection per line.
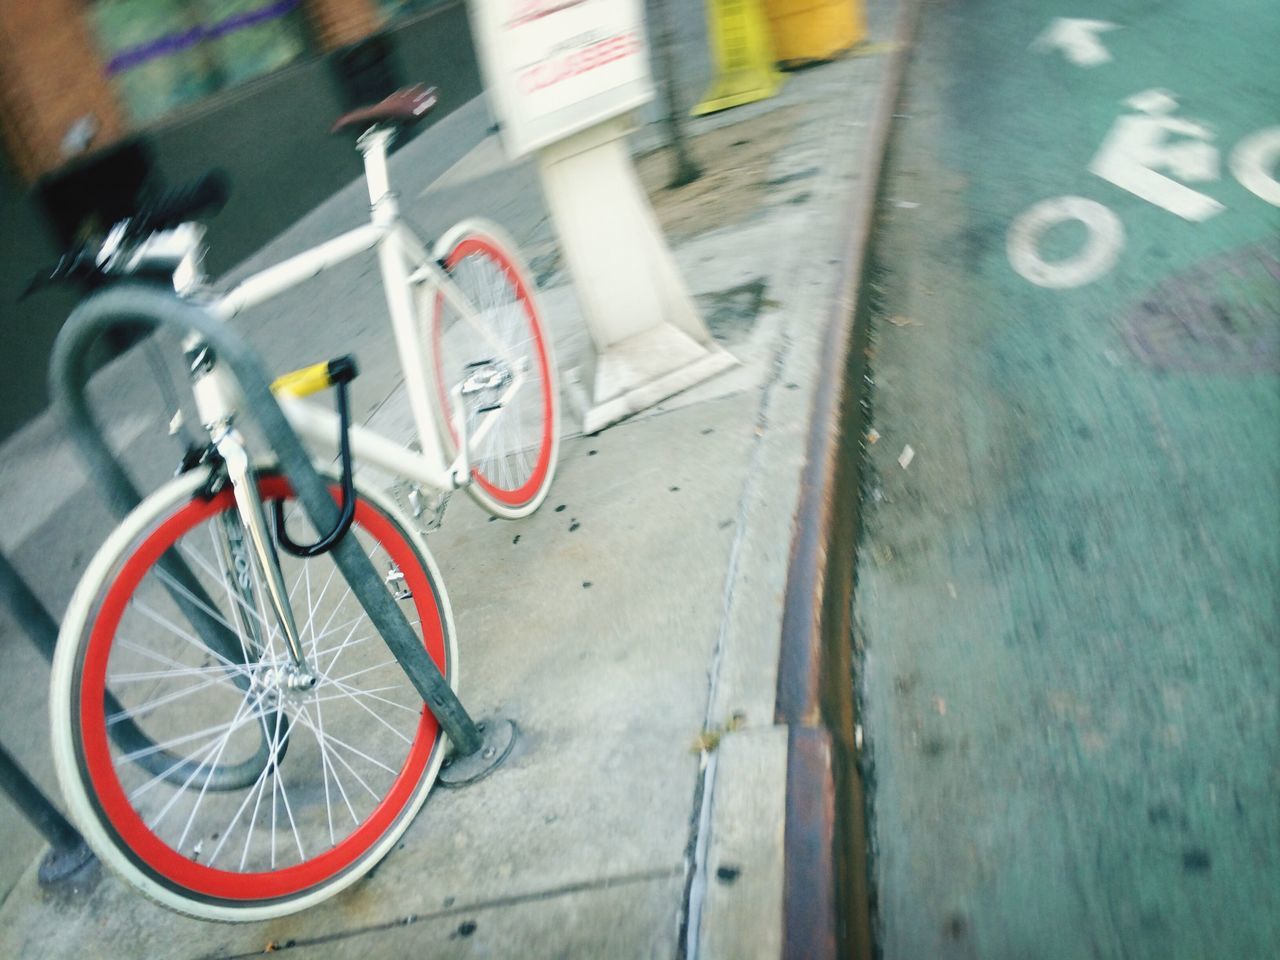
50 469 456 921
428 219 560 519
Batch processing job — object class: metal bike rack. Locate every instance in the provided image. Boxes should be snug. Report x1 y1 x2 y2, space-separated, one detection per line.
49 283 505 763
0 549 97 889
0 744 97 888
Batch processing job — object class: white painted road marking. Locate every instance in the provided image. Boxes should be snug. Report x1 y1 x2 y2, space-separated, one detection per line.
1032 18 1121 67
1089 92 1226 222
1125 89 1178 114
1007 196 1124 288
1230 127 1280 207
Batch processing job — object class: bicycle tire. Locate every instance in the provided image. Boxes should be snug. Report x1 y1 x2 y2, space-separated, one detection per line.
50 468 456 921
427 218 560 519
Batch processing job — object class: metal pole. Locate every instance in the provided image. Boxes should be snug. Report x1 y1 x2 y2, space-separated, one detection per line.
0 548 58 663
0 743 96 886
0 745 81 853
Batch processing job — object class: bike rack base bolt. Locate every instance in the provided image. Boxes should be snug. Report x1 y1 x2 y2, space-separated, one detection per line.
37 841 98 892
438 717 517 789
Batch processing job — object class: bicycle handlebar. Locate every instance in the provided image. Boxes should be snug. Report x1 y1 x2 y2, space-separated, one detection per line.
20 171 229 301
128 170 229 239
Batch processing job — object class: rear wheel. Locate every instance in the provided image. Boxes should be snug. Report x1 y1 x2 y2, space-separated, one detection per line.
428 219 559 519
50 469 455 921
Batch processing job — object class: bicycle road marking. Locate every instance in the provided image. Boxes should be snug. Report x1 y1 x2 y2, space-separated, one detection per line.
1089 90 1227 222
1230 127 1280 206
1006 196 1124 288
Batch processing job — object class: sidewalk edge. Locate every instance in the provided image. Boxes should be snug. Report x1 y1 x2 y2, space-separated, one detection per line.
774 3 920 959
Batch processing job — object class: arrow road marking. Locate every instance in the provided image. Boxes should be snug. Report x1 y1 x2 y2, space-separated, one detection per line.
1032 18 1120 67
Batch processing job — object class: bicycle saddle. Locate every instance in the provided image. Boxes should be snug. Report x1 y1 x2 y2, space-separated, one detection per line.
331 84 439 135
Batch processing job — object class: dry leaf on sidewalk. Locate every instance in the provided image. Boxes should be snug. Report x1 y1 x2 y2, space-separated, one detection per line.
692 729 722 753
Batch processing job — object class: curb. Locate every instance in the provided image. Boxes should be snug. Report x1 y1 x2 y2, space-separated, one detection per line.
774 3 920 958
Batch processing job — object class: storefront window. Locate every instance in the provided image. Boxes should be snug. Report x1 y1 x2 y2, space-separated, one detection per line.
91 0 310 123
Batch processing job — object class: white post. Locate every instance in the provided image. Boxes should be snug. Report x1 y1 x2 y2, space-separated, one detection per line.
466 0 735 433
538 116 736 433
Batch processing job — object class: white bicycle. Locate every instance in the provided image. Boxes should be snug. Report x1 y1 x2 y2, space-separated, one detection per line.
40 85 559 920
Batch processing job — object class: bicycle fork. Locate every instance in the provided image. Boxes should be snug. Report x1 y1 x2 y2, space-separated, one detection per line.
188 339 316 691
213 428 316 690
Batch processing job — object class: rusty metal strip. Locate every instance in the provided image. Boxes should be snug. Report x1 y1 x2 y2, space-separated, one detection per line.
782 727 838 960
776 2 921 959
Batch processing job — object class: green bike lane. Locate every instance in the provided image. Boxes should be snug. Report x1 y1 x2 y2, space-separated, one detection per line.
855 2 1278 958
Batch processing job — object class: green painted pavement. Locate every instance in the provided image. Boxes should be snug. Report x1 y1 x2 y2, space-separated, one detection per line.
855 1 1278 958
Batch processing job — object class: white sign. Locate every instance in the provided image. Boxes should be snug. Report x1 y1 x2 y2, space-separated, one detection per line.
469 0 655 158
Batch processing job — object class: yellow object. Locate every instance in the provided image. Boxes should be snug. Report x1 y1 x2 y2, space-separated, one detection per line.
692 0 785 116
762 0 867 65
271 361 333 398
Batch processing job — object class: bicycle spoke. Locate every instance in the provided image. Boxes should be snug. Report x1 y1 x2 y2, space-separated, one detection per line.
304 564 345 654
303 698 337 848
107 671 244 725
153 682 260 835
108 660 247 685
116 637 250 681
132 596 246 673
204 702 289 869
274 741 307 864
291 711 398 780
318 680 412 746
321 617 368 679
241 705 289 872
327 657 401 686
311 682 418 713
128 686 269 805
120 698 266 769
308 702 360 831
178 540 272 638
308 615 366 656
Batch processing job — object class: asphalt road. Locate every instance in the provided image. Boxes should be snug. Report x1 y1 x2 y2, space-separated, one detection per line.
855 2 1278 957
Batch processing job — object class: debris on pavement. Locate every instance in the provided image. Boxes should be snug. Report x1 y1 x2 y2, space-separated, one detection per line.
867 427 881 444
898 444 915 469
693 728 723 753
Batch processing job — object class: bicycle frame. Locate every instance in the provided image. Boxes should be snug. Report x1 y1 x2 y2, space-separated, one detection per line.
191 128 526 498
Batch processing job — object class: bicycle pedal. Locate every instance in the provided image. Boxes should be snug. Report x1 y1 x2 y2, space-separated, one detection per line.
385 563 412 600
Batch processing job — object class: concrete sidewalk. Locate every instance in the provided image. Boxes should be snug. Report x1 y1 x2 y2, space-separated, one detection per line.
0 3 905 955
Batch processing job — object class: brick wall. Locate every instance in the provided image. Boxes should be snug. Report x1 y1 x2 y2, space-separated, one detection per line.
0 0 127 182
303 0 385 51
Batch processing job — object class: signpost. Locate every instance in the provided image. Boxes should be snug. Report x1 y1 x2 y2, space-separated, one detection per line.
469 0 736 433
